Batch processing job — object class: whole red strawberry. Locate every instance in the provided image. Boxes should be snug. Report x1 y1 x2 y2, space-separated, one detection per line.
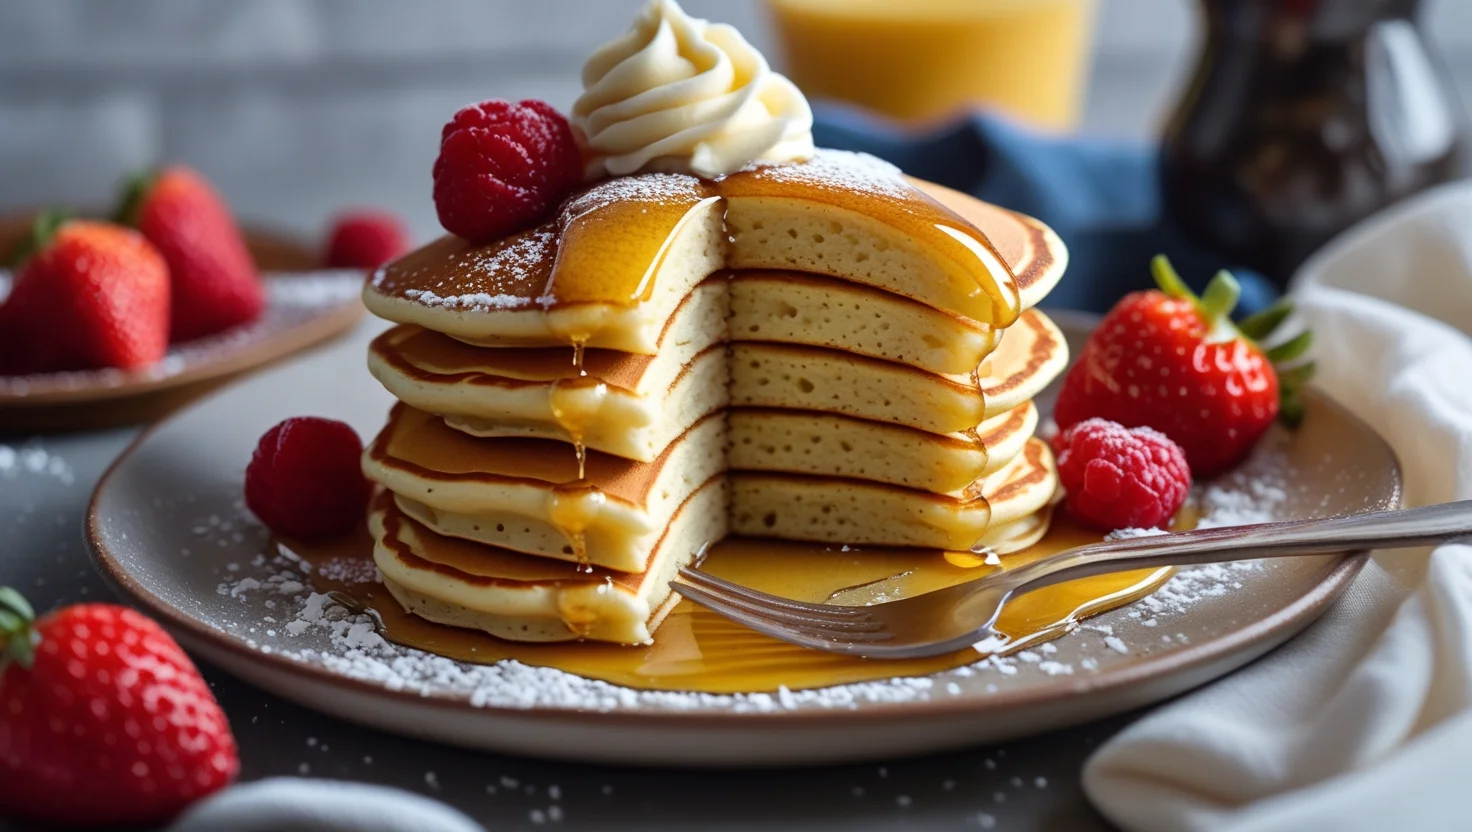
0 213 170 374
1054 418 1192 531
119 166 264 343
433 99 583 243
245 416 372 540
1054 257 1313 478
0 589 238 827
325 210 410 269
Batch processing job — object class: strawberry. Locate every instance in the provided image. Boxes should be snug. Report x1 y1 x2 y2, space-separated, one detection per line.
0 213 170 374
0 589 238 827
1054 256 1313 478
118 166 264 343
324 209 410 270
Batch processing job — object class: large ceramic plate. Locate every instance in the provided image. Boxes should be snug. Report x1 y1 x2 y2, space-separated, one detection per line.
86 312 1400 766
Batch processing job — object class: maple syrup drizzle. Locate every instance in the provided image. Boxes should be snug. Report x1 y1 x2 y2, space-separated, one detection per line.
375 155 1027 334
286 513 1183 694
546 484 606 573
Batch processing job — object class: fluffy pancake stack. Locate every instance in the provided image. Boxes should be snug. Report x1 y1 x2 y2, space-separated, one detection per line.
359 151 1070 645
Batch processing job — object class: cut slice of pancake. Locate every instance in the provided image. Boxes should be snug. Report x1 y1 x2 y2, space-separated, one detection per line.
362 405 726 572
719 151 1020 326
729 308 1066 436
365 180 726 352
726 401 1037 494
364 152 1058 351
368 279 729 462
728 270 1002 376
373 478 727 645
729 438 1057 549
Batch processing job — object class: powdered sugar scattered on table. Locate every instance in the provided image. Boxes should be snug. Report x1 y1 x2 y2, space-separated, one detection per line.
0 270 362 395
205 435 1301 712
0 441 74 485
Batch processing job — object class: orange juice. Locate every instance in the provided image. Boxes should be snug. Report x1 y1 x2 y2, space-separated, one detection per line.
766 0 1097 130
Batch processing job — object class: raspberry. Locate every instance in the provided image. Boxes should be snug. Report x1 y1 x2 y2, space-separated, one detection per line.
432 99 583 244
244 417 372 541
1054 418 1192 532
325 210 409 269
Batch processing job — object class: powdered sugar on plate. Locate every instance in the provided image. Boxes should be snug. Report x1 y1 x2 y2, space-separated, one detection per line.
205 434 1300 712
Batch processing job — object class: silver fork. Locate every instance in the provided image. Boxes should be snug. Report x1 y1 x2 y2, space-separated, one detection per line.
674 500 1472 659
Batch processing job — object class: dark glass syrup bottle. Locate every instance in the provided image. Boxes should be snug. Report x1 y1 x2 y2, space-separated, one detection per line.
1162 0 1467 285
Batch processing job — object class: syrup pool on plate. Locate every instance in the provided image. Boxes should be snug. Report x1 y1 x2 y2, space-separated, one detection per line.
285 511 1190 695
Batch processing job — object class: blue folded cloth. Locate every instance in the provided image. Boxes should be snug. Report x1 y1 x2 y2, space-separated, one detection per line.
812 105 1279 316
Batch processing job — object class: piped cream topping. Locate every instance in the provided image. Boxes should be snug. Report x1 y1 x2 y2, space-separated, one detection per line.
572 0 814 179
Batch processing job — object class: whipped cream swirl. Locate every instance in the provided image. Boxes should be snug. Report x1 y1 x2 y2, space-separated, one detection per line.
572 0 815 179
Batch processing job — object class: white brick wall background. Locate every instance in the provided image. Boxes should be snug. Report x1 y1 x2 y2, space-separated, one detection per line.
2 0 1470 246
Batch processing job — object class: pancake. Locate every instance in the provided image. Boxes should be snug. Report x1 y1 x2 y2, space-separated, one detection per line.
911 179 1067 313
727 270 1003 376
364 181 725 353
728 308 1066 435
974 506 1056 557
362 406 726 572
371 302 1064 463
729 438 1057 549
369 280 729 462
372 478 728 645
364 152 1049 351
726 401 1037 494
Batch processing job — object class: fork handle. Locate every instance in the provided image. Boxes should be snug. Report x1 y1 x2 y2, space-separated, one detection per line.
1000 499 1472 594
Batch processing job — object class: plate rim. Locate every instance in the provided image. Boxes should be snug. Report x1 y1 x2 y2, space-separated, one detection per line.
0 271 364 407
84 337 1400 729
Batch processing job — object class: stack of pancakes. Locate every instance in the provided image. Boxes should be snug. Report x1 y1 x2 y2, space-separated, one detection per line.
361 151 1069 644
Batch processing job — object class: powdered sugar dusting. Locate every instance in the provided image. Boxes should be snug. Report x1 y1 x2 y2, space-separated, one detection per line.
559 172 707 223
735 149 911 201
317 557 383 584
373 228 555 313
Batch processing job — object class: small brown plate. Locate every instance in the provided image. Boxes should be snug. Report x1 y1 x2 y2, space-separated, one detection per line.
0 270 365 433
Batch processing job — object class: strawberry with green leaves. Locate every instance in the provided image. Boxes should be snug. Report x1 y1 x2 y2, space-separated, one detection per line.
0 589 238 827
118 166 264 343
0 213 170 375
1054 256 1313 478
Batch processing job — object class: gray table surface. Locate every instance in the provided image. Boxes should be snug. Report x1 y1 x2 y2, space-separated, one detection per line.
0 335 1143 831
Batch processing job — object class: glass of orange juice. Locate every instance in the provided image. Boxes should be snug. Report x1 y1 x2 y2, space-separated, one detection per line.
765 0 1097 131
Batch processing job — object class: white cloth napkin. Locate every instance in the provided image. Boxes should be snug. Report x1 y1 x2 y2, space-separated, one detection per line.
1084 182 1472 830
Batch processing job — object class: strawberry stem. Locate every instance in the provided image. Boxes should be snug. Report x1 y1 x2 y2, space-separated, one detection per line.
114 169 158 228
1238 299 1294 341
1199 270 1241 321
1150 256 1241 332
1150 255 1193 300
1266 330 1314 364
0 587 37 672
6 209 68 268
